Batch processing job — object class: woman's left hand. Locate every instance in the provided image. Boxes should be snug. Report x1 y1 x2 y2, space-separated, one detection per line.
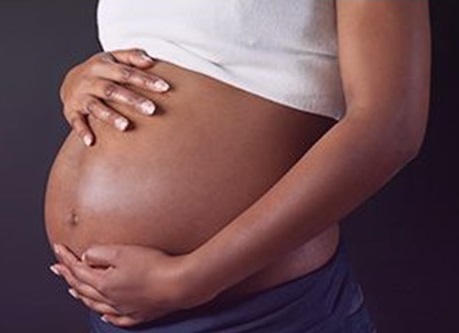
50 244 207 327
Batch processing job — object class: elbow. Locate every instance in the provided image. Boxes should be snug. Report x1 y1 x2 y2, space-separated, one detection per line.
399 138 423 165
392 118 428 166
397 89 431 163
376 132 424 179
376 98 430 166
369 113 428 169
400 110 429 163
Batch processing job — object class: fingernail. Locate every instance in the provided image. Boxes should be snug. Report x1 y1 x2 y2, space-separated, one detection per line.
49 265 60 276
101 315 109 323
83 134 93 147
140 100 156 115
53 244 61 255
115 118 129 131
68 288 79 299
149 79 170 92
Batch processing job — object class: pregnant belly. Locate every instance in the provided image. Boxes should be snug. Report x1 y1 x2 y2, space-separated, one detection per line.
44 60 338 288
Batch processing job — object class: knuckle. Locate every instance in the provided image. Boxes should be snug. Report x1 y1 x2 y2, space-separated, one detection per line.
118 90 136 105
128 93 141 105
140 75 156 88
119 65 135 82
85 99 98 113
98 52 115 64
98 107 113 121
86 62 101 77
104 83 118 98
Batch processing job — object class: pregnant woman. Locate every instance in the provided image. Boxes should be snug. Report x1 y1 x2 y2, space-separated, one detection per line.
44 0 431 332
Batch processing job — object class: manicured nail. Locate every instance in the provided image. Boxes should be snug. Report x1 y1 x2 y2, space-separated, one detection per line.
101 315 109 323
83 134 93 147
140 100 156 115
149 79 170 92
53 244 61 255
115 118 129 131
49 265 60 276
68 288 79 299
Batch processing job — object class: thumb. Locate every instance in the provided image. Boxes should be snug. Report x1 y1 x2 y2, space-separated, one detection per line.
82 245 122 268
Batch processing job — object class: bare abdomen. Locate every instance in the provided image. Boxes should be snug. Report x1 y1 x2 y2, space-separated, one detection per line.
44 60 338 292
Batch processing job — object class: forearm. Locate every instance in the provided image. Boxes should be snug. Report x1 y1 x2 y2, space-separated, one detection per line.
186 110 420 299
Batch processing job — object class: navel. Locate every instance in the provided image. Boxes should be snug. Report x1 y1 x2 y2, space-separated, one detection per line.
66 209 79 227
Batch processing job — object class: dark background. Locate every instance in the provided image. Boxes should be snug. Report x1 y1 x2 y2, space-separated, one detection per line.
0 1 457 332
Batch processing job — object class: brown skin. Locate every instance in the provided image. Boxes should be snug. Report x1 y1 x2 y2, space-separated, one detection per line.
49 0 431 328
47 56 339 322
59 49 170 146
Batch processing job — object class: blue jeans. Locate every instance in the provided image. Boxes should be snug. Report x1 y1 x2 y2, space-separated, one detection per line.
89 238 377 332
338 304 377 333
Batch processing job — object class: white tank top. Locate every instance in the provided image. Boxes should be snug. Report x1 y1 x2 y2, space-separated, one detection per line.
97 0 345 121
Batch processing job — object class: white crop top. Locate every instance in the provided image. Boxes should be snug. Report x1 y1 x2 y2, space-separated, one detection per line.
97 0 345 121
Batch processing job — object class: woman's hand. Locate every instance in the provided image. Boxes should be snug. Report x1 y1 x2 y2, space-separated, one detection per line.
50 244 212 327
60 49 171 147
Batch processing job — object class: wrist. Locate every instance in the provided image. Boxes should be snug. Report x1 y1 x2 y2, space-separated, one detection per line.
175 252 222 310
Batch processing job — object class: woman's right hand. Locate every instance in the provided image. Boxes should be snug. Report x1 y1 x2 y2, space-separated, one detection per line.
60 48 171 147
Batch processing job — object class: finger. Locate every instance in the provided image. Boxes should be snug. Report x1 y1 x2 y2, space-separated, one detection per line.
76 293 122 316
84 97 130 131
101 314 140 328
92 80 156 115
55 260 105 293
82 245 123 268
53 243 81 265
114 63 170 93
106 49 156 69
92 57 170 93
64 109 94 147
53 244 104 287
52 263 110 304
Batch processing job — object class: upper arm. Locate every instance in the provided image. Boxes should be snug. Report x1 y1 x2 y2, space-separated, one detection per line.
336 0 431 147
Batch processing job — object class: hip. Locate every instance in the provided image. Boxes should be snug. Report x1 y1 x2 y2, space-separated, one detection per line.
88 238 377 333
